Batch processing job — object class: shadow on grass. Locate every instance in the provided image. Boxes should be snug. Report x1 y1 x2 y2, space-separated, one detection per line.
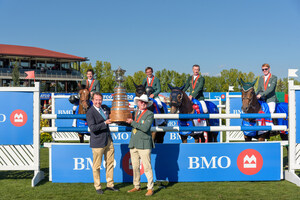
0 170 33 179
0 166 50 186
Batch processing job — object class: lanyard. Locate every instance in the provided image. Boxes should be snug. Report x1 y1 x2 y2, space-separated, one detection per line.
147 76 155 87
86 79 95 92
191 75 200 90
135 109 147 123
264 73 271 91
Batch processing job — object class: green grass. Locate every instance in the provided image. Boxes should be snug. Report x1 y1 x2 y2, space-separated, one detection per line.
1 148 300 200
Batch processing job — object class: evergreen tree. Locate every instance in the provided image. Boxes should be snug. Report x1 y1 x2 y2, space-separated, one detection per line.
12 61 20 86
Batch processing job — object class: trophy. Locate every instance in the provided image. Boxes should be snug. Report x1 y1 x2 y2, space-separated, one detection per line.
109 67 132 123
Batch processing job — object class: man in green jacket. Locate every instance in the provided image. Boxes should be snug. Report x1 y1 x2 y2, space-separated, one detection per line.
183 64 208 113
126 94 154 196
256 63 277 114
142 67 162 109
81 69 100 98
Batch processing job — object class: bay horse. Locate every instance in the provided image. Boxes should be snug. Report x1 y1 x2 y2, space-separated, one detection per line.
168 84 218 143
133 81 167 143
69 83 91 143
240 78 288 141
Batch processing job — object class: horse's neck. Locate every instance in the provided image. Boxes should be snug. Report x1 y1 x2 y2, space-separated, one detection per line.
180 92 194 114
244 96 261 118
78 104 86 114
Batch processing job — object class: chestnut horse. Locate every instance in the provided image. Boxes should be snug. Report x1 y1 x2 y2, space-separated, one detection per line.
71 84 91 143
133 81 167 143
168 84 218 143
240 79 288 141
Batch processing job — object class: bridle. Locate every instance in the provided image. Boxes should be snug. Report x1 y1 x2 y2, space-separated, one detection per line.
170 89 183 113
241 87 256 113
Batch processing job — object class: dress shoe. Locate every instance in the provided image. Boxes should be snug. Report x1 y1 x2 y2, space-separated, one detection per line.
106 187 119 192
145 189 153 196
96 189 103 195
127 188 141 193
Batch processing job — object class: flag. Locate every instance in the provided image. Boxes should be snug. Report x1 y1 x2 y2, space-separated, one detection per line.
228 86 234 91
25 71 35 81
288 69 298 78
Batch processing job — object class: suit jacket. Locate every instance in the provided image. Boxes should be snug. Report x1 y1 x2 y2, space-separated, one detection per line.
142 76 161 98
86 105 111 148
128 110 154 149
81 79 100 93
256 74 277 103
183 75 205 100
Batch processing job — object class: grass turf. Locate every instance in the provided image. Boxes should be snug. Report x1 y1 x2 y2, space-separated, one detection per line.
1 148 300 200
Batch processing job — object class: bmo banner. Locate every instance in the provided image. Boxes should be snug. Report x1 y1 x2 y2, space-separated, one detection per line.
51 142 280 183
0 92 33 144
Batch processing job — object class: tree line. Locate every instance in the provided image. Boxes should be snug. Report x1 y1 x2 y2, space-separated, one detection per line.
81 61 298 94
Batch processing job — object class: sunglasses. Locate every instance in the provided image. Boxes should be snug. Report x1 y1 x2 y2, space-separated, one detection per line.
262 68 269 71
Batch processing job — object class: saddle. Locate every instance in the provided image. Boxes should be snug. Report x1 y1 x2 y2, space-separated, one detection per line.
149 97 168 126
179 99 220 136
242 100 273 137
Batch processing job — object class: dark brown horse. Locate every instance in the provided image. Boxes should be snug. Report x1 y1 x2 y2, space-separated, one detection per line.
133 81 166 143
240 79 288 141
168 84 218 143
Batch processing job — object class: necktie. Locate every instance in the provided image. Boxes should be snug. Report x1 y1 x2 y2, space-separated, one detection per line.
137 110 141 117
99 108 107 120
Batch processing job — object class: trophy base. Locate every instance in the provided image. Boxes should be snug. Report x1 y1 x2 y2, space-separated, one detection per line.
110 111 132 123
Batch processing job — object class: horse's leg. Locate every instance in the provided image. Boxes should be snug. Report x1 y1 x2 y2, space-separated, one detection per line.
151 132 157 143
78 133 84 143
213 132 218 142
155 132 165 143
280 133 288 141
180 135 188 143
207 131 212 142
154 121 166 143
244 135 252 141
193 134 200 143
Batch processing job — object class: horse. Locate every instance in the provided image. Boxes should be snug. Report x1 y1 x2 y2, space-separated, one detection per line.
240 78 288 141
69 83 91 143
133 81 168 143
168 84 219 143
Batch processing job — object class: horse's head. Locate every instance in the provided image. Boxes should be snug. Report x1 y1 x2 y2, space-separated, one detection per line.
240 78 259 113
133 81 147 97
145 86 154 97
168 84 186 114
78 87 90 113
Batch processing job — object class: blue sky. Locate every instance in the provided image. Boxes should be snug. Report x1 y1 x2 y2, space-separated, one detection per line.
0 0 299 79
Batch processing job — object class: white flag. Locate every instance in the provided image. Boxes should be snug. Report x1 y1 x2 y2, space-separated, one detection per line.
288 69 298 77
228 86 234 91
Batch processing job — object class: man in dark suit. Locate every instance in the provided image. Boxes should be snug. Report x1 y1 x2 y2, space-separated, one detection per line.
86 92 119 194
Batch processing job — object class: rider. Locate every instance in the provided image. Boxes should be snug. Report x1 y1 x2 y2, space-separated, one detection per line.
81 69 100 98
183 64 208 113
256 63 277 114
142 67 163 111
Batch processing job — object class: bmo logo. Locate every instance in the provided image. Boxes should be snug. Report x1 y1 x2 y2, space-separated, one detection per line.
10 109 28 127
122 151 144 176
237 149 263 175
